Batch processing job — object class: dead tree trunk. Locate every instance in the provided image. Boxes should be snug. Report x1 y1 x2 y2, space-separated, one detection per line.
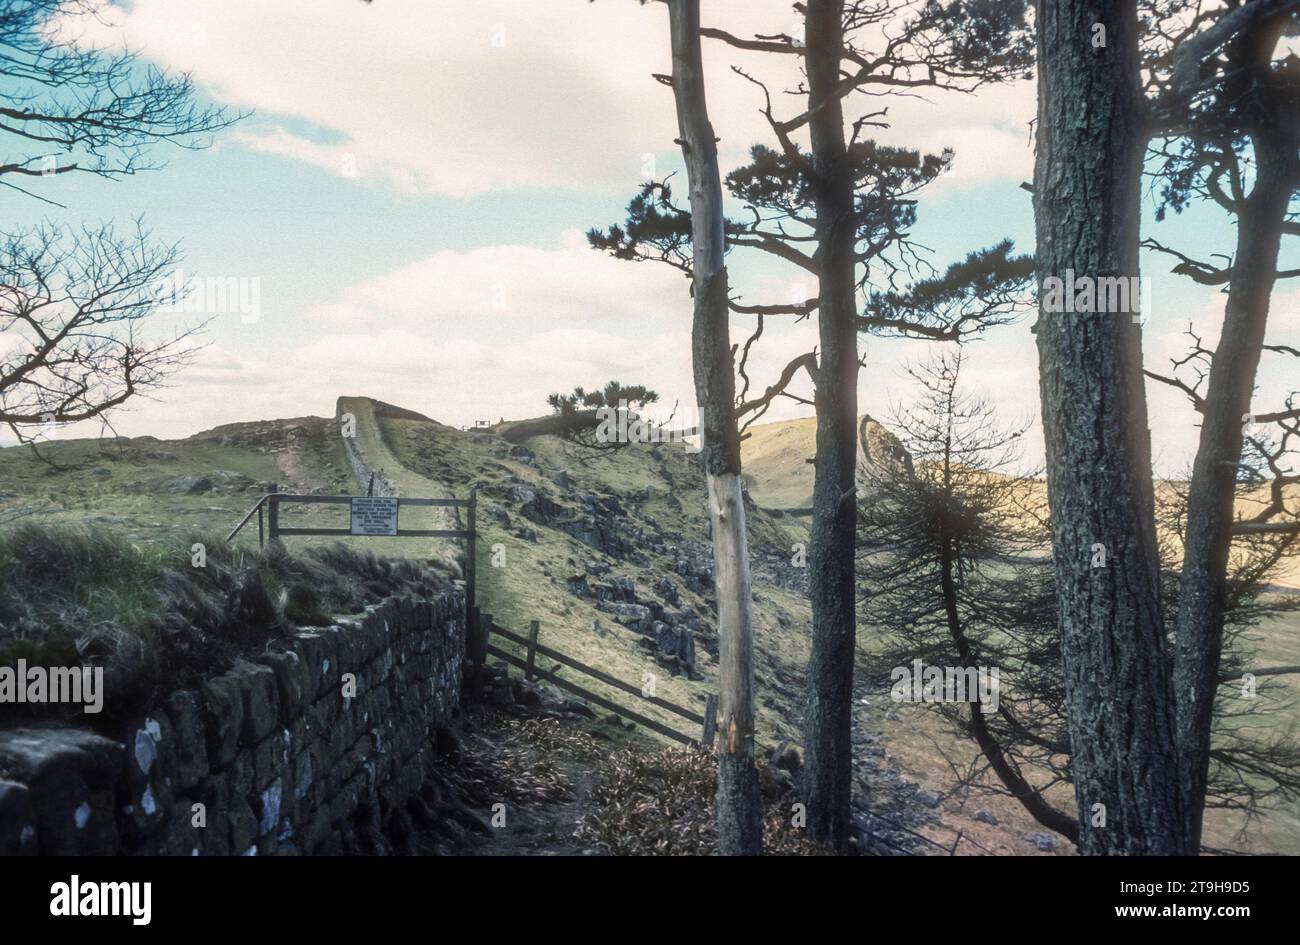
802 0 859 851
667 0 762 855
1033 0 1188 855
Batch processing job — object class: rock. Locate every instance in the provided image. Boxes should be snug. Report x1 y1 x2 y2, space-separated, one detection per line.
0 728 123 855
256 780 283 837
974 809 998 826
486 504 511 526
91 467 112 479
512 681 542 707
510 485 564 524
560 499 639 558
1024 832 1058 852
233 661 279 746
201 673 244 767
655 576 680 606
551 470 571 489
610 603 652 634
593 577 636 603
654 623 695 672
164 474 214 495
885 710 902 722
260 648 310 723
164 691 209 791
0 780 36 855
565 574 589 597
916 790 942 809
859 416 915 478
123 715 175 834
773 746 802 773
561 700 596 720
508 445 536 465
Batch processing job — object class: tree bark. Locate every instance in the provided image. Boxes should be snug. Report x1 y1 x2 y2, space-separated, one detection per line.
802 0 859 851
668 0 762 855
1173 49 1299 851
1033 0 1188 855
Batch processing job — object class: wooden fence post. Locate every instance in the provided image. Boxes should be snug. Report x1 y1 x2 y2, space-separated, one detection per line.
702 693 718 749
525 619 540 682
465 488 477 611
267 483 280 545
475 611 492 700
257 503 265 549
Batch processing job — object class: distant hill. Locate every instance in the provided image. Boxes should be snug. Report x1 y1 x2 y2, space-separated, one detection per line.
740 414 911 510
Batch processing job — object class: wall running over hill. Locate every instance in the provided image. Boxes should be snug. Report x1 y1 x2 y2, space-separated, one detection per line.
341 429 397 497
0 590 465 855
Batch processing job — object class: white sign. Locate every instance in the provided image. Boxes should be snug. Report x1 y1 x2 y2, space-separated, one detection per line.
350 496 398 536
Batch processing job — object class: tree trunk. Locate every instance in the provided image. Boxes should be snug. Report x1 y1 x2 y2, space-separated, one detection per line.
1174 101 1298 850
668 0 762 855
1033 0 1188 855
802 0 859 851
939 534 1081 843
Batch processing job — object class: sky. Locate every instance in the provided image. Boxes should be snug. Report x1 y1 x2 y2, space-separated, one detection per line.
5 0 1297 477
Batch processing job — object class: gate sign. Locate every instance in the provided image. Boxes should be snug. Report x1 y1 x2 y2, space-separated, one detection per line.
350 496 398 536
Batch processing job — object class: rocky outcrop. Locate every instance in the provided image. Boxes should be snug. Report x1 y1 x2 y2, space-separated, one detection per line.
859 415 914 478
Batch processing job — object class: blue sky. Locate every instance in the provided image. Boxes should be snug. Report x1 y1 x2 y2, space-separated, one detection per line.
7 0 1296 477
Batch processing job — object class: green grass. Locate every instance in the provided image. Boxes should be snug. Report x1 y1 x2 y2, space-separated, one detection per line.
0 522 455 727
380 410 814 750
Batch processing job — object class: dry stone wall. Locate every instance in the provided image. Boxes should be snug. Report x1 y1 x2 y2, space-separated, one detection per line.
0 590 464 855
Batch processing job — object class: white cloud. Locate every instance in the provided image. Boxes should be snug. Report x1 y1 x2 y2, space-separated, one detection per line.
78 0 1037 198
307 229 686 325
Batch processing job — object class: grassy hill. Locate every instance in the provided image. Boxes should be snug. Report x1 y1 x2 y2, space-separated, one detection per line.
2 399 1297 854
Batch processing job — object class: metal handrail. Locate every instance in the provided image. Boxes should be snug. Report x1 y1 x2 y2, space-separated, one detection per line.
227 493 273 542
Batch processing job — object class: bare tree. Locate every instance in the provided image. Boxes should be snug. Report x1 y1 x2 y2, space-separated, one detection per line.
0 0 237 204
0 1 237 452
0 221 201 453
665 0 763 854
